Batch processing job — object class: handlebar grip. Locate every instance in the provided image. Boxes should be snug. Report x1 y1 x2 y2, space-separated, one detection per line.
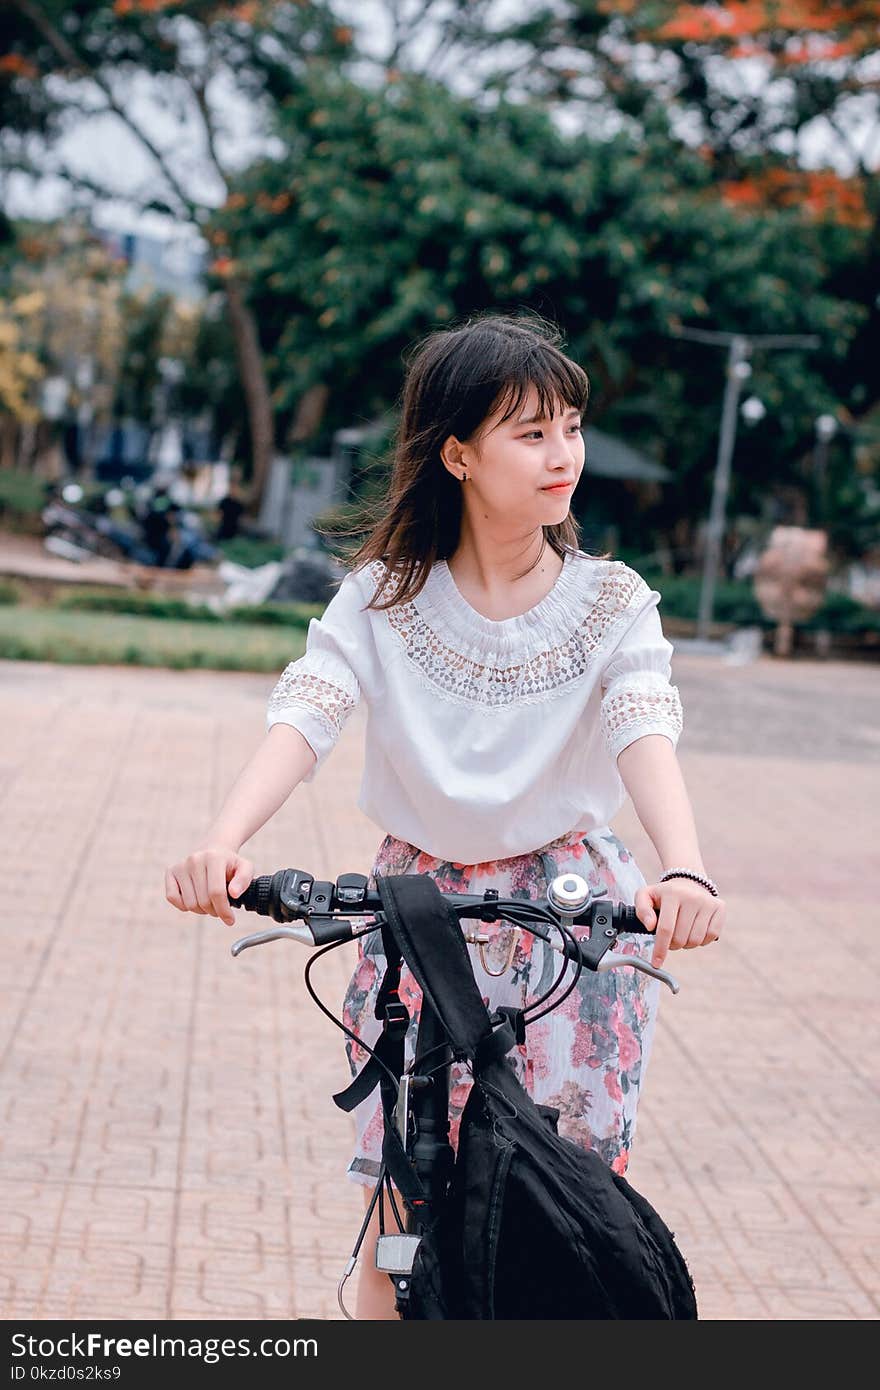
228 874 272 914
227 868 313 923
618 903 651 933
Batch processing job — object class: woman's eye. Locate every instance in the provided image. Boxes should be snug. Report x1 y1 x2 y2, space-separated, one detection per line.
522 424 581 439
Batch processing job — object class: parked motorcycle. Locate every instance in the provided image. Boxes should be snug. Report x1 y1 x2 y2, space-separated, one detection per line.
42 483 219 571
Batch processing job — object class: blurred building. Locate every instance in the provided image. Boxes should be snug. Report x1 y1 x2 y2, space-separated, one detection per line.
91 223 207 302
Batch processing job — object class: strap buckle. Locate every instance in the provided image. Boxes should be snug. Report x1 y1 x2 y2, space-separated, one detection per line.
383 1000 410 1039
474 1005 526 1069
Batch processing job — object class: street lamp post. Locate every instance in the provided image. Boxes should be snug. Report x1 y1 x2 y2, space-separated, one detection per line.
668 327 821 642
813 413 838 529
697 336 750 639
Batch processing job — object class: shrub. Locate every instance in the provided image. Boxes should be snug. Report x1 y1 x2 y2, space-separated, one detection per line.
216 536 287 567
0 471 48 533
643 570 880 633
56 587 320 628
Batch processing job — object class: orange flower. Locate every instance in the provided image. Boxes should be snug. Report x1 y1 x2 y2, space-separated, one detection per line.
114 0 177 11
652 1 865 43
0 54 39 78
720 167 869 227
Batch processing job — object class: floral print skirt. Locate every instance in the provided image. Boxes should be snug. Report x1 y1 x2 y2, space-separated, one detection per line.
341 822 662 1188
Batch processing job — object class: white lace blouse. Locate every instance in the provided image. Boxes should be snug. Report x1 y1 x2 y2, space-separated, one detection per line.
266 550 684 864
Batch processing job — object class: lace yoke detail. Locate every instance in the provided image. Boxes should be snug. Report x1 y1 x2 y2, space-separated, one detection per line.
365 558 647 707
267 662 357 739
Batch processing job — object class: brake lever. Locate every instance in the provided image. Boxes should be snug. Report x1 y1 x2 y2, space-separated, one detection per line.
598 950 680 994
230 924 317 956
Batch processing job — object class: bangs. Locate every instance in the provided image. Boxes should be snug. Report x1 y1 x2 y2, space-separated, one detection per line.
484 344 589 431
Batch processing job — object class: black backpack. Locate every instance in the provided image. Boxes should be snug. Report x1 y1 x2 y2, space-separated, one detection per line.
334 873 698 1320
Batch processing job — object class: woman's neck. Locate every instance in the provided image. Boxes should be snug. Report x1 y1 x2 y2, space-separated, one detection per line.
447 527 550 591
445 531 566 622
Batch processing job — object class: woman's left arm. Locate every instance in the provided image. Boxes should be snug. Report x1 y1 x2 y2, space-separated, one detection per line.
616 733 726 967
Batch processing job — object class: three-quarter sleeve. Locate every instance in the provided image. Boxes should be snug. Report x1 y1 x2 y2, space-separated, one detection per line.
598 578 683 762
266 570 363 783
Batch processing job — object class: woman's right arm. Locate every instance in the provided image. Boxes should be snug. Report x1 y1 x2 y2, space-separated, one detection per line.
169 567 367 928
164 723 317 927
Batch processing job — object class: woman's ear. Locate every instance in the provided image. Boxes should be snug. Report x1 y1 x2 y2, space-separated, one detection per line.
440 435 464 478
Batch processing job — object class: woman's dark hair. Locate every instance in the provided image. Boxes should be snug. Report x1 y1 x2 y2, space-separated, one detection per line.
323 310 611 611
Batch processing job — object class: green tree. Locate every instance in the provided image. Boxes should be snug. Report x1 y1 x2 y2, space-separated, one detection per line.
211 65 864 544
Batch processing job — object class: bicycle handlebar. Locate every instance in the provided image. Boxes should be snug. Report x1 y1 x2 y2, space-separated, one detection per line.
228 867 679 993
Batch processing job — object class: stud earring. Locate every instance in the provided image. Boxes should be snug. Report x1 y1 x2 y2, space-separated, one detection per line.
460 473 468 482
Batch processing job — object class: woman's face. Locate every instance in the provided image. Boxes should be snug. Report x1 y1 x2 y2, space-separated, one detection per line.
443 383 585 526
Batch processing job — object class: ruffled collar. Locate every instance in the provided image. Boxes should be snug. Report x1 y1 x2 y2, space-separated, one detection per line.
413 549 600 654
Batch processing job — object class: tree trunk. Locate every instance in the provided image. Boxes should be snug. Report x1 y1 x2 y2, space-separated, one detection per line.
224 277 275 513
0 417 19 471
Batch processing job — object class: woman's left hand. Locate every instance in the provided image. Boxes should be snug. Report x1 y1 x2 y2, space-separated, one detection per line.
634 880 725 969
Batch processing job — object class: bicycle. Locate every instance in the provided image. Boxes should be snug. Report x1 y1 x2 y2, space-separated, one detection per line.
227 866 680 1319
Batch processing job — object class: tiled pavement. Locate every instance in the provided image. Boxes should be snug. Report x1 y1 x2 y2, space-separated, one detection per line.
1 652 878 1321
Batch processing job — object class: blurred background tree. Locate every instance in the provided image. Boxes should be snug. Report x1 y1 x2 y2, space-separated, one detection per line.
209 60 866 555
0 0 352 503
0 0 876 560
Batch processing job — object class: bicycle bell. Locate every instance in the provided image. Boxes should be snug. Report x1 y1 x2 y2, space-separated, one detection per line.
547 872 598 915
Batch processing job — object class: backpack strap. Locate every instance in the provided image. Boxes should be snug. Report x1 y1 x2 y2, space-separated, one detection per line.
474 1004 527 1068
331 912 435 1210
333 919 408 1113
374 873 524 1063
333 873 525 1118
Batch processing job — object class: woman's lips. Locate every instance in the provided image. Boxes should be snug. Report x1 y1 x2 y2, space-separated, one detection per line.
542 483 574 493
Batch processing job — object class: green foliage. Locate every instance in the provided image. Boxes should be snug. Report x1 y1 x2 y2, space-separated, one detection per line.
215 535 288 568
56 588 223 622
55 586 319 627
114 288 171 422
824 450 880 560
643 573 765 625
643 571 880 634
212 64 867 541
0 468 47 520
226 600 320 627
175 306 249 467
804 591 880 636
0 578 21 605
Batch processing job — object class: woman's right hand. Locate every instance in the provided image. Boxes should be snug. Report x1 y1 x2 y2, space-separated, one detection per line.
165 845 254 928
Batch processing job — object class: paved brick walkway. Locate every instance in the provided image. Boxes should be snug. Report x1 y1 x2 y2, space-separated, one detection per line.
1 653 877 1320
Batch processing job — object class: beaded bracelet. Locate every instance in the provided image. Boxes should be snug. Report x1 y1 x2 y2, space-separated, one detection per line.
659 868 719 898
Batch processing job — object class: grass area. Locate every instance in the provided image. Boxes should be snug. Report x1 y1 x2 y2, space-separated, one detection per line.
0 605 307 671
